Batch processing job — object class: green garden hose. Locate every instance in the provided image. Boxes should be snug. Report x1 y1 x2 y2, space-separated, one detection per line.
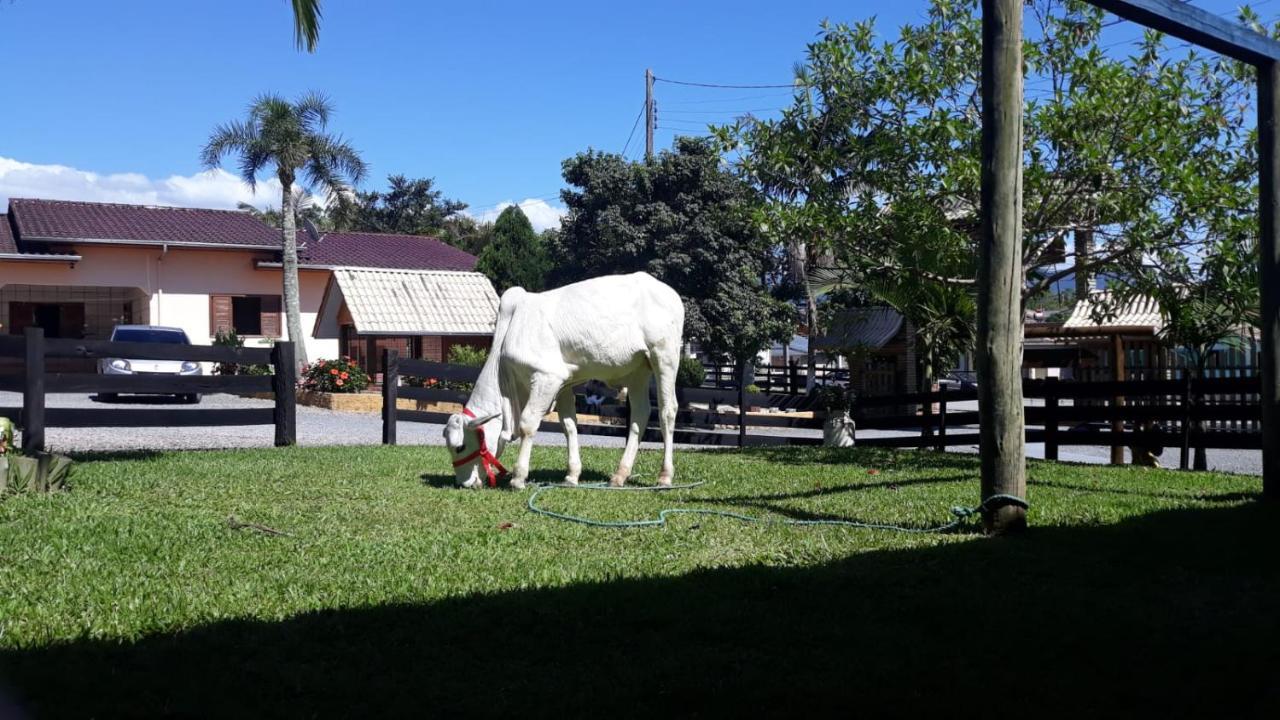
525 480 1028 533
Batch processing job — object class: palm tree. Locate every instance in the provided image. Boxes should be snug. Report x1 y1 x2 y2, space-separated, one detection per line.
202 92 366 367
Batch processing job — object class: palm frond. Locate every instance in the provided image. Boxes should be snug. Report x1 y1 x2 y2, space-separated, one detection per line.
295 91 333 130
201 119 264 185
291 0 322 52
303 133 369 192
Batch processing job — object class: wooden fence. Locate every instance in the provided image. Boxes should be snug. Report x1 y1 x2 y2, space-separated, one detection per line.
380 350 1264 463
0 327 297 453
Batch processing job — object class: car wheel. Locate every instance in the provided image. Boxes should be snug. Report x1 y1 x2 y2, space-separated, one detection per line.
99 393 118 402
187 394 202 404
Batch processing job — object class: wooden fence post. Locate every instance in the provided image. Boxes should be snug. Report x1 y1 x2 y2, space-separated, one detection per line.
271 341 297 447
737 358 748 447
1044 377 1059 462
936 384 948 453
977 0 1028 533
382 348 398 445
21 326 45 455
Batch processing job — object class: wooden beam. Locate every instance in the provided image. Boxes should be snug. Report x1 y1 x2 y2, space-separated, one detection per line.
1086 0 1280 65
978 0 1028 534
1259 60 1280 501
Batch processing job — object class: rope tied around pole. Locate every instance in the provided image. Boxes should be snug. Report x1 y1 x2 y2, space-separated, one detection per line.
525 482 1029 533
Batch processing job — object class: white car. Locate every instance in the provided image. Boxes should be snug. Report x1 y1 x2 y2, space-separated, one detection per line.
98 325 203 404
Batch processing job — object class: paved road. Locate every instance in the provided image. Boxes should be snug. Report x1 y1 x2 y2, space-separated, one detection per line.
2 392 1263 475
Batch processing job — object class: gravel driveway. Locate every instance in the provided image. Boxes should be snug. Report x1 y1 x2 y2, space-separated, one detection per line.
3 391 1263 475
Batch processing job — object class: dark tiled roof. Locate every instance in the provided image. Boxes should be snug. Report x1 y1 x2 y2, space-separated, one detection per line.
9 198 280 248
0 214 16 253
304 231 477 271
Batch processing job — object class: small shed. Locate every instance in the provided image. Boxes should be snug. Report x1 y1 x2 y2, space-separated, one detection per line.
313 267 499 378
813 307 918 397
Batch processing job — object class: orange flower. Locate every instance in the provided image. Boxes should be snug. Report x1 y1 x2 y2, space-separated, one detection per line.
330 368 339 376
340 371 349 379
336 378 345 387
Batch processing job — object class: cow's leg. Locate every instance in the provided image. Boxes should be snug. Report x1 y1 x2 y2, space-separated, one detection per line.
555 385 582 485
611 371 650 487
509 373 563 490
650 345 680 486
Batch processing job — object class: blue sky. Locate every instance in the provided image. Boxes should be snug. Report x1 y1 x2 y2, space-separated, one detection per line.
0 1 1264 230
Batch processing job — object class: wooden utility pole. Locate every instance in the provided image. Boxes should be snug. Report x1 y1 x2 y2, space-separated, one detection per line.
1260 60 1280 501
645 68 655 161
978 0 1028 533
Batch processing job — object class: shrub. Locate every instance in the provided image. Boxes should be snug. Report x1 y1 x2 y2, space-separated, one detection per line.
812 383 856 414
744 383 762 394
404 345 488 391
301 357 369 393
676 357 706 388
212 329 272 376
448 344 488 367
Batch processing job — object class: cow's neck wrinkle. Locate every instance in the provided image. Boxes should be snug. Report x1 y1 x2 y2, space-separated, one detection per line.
466 351 503 416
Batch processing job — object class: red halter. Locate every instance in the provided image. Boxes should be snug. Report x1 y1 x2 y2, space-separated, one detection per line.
452 408 507 487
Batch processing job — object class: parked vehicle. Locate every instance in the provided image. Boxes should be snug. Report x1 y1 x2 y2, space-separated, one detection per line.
97 325 202 403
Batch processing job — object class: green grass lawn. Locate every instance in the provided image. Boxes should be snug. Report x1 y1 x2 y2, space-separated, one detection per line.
0 445 1275 717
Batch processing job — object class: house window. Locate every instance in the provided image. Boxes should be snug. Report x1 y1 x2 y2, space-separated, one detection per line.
232 296 263 335
210 294 282 337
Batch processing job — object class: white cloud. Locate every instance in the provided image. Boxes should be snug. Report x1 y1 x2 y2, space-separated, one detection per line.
472 198 565 233
0 156 284 211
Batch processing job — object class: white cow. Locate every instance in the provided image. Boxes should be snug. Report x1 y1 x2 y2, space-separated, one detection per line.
443 272 685 490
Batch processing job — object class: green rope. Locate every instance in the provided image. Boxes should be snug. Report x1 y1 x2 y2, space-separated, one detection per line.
525 481 1029 533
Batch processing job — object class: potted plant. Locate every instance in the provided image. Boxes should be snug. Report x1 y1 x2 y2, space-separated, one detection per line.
0 418 73 495
812 384 856 448
743 383 767 412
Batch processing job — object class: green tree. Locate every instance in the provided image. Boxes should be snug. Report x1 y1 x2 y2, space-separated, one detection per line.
202 92 367 367
551 137 794 364
719 0 1257 338
328 175 467 236
438 215 496 255
1108 235 1259 469
476 205 550 294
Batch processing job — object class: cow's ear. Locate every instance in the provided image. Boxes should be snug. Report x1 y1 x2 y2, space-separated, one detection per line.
465 411 500 428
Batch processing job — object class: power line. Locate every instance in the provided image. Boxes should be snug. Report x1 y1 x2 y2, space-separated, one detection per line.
655 76 795 89
621 101 645 157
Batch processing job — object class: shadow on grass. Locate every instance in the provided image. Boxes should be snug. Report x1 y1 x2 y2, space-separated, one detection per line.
1 503 1276 717
63 449 165 463
420 468 612 489
1029 477 1262 504
738 445 983 472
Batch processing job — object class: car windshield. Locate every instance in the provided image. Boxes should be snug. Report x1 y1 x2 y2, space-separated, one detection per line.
111 328 189 344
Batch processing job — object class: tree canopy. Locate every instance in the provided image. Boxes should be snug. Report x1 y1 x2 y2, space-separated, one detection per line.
550 137 794 360
718 0 1258 320
476 205 551 294
328 174 468 236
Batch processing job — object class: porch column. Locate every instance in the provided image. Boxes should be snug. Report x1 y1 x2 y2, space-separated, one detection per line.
1259 60 1280 501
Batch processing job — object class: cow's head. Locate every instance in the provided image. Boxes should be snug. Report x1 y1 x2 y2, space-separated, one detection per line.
443 410 500 488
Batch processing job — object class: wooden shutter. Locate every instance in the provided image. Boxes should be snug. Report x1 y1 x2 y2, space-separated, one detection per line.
259 295 282 338
210 295 233 336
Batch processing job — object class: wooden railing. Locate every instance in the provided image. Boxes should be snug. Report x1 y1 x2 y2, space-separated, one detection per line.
0 327 296 453
378 351 1264 462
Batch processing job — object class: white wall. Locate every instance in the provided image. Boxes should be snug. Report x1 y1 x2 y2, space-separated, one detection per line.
0 245 339 361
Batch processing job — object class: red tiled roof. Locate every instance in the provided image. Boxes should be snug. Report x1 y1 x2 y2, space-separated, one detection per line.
304 230 477 271
0 214 16 253
9 198 280 248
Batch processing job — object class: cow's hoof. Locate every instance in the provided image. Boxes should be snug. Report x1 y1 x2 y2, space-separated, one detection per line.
508 477 527 491
460 477 481 490
609 473 628 488
657 471 673 487
563 476 580 486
